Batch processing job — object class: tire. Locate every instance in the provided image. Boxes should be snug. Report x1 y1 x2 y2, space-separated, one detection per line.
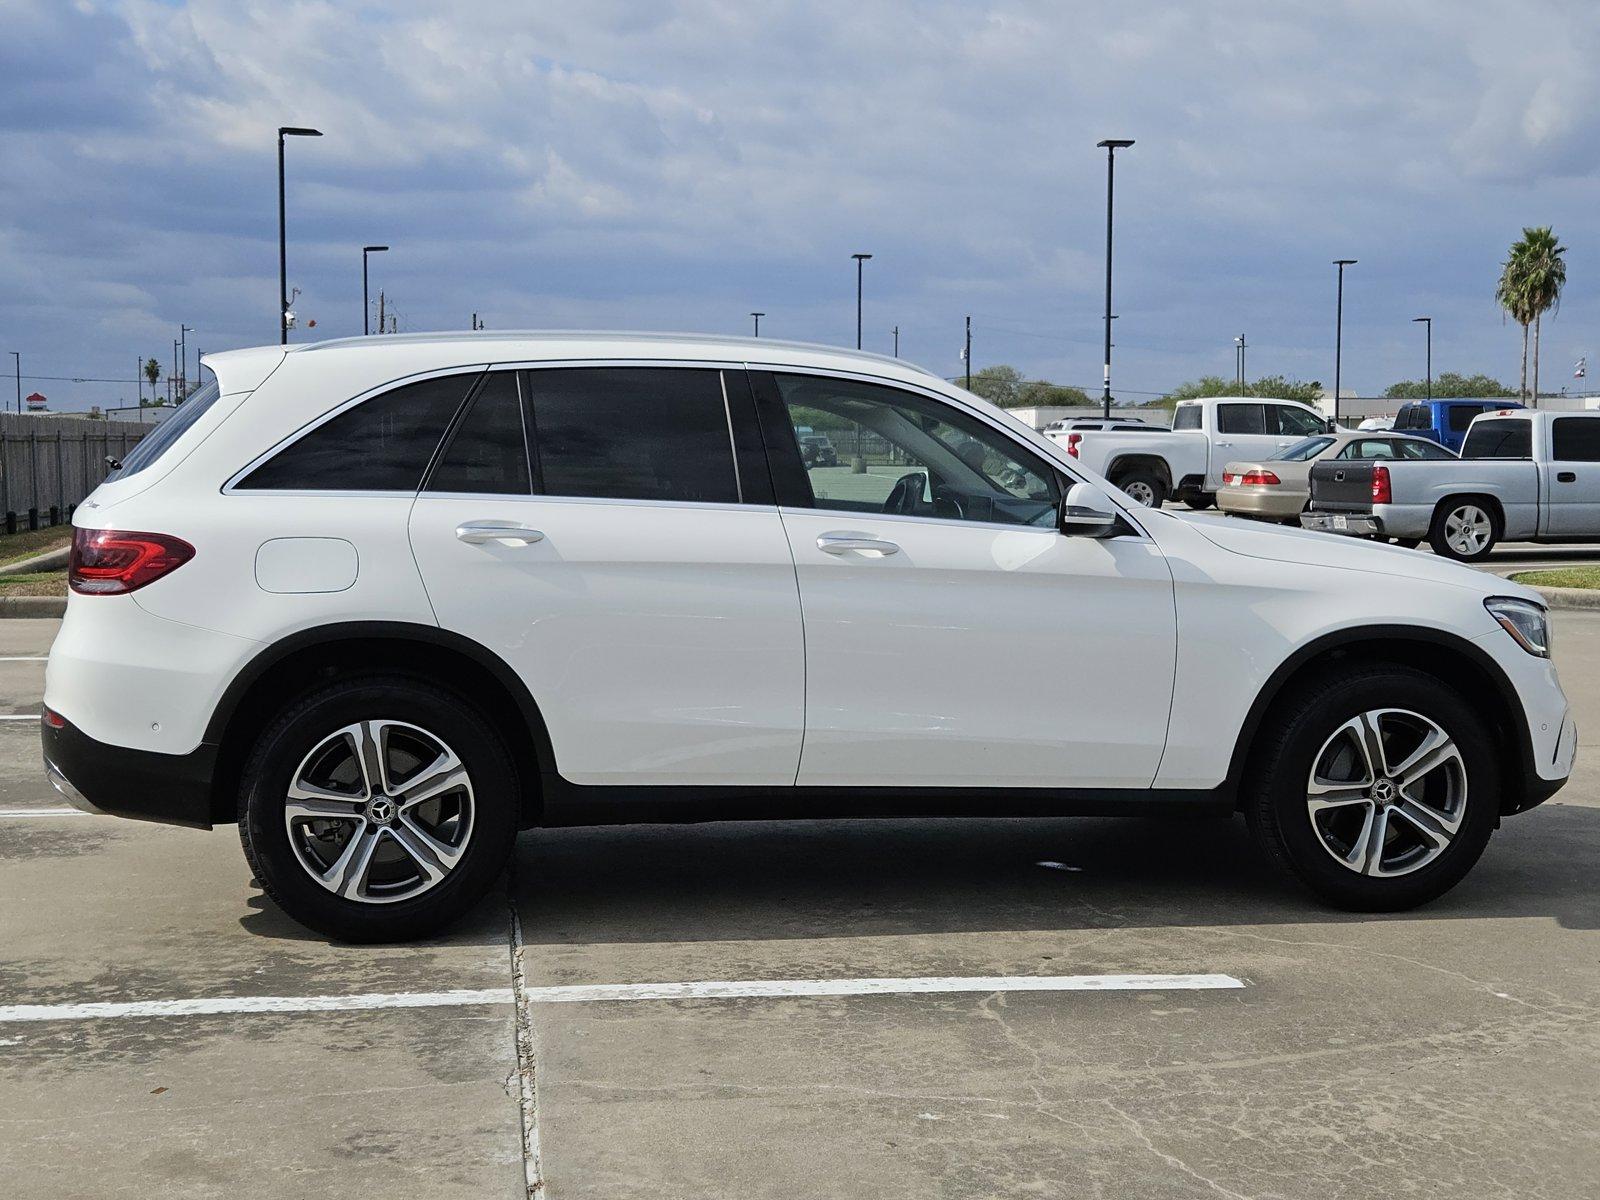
239 675 519 942
1115 469 1167 509
1428 498 1498 562
1244 664 1498 912
1183 492 1216 510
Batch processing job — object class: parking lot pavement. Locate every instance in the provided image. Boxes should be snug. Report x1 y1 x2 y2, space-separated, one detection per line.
3 614 1600 1197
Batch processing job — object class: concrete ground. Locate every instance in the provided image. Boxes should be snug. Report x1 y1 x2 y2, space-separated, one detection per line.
3 603 1600 1198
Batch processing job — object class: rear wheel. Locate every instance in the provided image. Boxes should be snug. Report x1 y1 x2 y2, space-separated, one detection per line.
1245 665 1498 911
1115 469 1167 508
1182 491 1216 510
239 676 519 942
1428 499 1497 561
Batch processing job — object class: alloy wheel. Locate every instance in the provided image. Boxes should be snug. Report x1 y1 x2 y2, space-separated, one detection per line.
284 719 475 904
1305 707 1466 877
1444 504 1491 556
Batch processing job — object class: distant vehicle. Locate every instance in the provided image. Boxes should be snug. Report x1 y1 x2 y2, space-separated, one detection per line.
1051 396 1332 509
800 434 838 467
1302 408 1600 560
1219 430 1456 522
1041 416 1155 433
1358 416 1394 431
1393 399 1526 454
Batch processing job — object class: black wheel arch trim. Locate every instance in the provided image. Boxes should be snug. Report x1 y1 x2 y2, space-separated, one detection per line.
1222 623 1550 815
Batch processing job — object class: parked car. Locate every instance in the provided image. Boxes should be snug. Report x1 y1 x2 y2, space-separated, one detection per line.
1302 408 1600 560
1358 417 1395 431
44 334 1571 940
1219 430 1457 523
1051 396 1332 509
1392 398 1525 454
801 434 838 466
1041 416 1154 433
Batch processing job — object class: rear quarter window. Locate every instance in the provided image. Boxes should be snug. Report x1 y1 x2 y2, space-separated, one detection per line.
1172 405 1201 430
107 378 223 480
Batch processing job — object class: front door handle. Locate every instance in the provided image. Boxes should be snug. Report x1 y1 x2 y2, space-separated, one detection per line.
1558 471 1577 483
455 520 545 546
817 531 900 556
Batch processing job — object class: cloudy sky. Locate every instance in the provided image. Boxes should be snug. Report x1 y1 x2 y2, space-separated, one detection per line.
2 0 1597 410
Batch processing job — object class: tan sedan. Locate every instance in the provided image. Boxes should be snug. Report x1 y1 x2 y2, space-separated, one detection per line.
1218 430 1456 522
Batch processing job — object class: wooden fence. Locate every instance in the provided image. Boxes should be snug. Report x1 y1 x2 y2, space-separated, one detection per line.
0 413 150 531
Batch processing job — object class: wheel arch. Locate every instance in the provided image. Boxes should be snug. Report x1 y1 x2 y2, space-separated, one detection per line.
203 622 553 827
1224 625 1537 816
1106 454 1173 490
1431 492 1504 534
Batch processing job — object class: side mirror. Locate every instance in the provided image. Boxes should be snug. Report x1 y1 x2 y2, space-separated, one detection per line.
1059 483 1121 538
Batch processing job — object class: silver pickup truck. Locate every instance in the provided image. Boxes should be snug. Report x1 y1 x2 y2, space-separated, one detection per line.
1301 408 1600 561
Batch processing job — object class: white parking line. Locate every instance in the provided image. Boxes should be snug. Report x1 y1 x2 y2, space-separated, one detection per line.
0 656 47 662
0 715 38 722
0 807 85 817
0 974 1245 1023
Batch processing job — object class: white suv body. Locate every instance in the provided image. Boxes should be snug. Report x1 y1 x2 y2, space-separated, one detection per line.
43 333 1574 939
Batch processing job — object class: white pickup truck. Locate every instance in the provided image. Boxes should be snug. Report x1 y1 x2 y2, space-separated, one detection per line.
1301 408 1600 561
1049 396 1333 508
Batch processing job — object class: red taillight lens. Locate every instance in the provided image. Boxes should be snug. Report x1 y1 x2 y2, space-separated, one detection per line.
1371 465 1392 505
1240 470 1281 486
43 707 66 729
69 527 194 595
1065 433 1082 458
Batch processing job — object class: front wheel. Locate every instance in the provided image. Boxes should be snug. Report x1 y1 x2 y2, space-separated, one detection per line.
1429 500 1497 561
1245 665 1498 911
1115 470 1167 508
238 676 519 942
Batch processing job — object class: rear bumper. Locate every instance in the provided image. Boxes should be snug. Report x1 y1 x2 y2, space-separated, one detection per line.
42 712 218 829
1300 511 1382 537
1218 489 1305 520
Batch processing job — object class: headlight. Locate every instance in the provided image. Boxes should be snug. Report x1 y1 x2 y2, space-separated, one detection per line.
1486 597 1551 658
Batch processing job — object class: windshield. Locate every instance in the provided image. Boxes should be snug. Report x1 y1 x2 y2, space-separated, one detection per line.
1274 436 1335 462
106 378 223 480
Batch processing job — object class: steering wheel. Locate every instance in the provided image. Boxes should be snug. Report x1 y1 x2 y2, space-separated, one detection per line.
882 472 927 515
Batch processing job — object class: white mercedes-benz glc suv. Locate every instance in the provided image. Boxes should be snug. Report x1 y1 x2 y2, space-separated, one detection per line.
43 333 1574 941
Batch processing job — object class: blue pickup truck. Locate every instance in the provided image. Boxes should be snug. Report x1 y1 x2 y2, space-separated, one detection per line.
1391 398 1525 453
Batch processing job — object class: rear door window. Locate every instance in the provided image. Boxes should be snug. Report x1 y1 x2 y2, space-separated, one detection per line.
426 372 531 495
526 367 740 504
1272 405 1326 437
1217 404 1267 434
236 373 478 491
1461 419 1532 460
1552 418 1600 462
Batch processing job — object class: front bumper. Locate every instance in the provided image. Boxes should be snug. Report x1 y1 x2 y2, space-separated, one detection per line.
42 711 218 829
1300 511 1382 537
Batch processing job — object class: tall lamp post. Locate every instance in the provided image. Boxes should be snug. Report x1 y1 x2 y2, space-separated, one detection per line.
1331 259 1357 425
363 245 389 335
1234 334 1247 393
278 126 323 345
179 324 193 400
851 252 872 349
893 325 899 357
1097 139 1134 419
750 311 764 337
1412 316 1432 401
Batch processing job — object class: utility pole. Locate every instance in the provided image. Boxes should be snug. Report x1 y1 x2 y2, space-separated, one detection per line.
1097 138 1134 419
893 325 899 357
964 316 972 389
9 352 18 415
172 339 179 404
376 289 386 338
362 245 388 335
135 356 141 405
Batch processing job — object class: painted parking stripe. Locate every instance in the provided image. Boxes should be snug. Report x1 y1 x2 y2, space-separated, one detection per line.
0 656 47 662
0 974 1244 1024
0 807 86 817
0 715 39 722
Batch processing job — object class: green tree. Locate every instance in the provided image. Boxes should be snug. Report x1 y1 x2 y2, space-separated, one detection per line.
1384 372 1516 400
142 357 161 402
1160 373 1322 409
963 364 1024 407
1016 379 1092 407
1521 226 1566 405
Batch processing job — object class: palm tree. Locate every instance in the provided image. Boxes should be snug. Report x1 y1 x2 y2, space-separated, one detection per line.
142 358 161 406
1496 234 1535 401
1521 226 1566 407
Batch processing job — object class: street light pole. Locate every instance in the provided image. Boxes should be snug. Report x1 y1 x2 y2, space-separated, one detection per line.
179 324 193 400
9 352 18 415
893 325 899 357
1332 259 1357 425
964 315 972 389
750 312 763 337
278 126 323 345
363 245 389 335
1412 316 1432 401
1097 139 1134 420
851 253 872 349
1235 334 1247 394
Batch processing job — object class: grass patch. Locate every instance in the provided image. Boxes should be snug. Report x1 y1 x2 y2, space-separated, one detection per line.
0 526 71 567
0 570 67 597
1511 567 1600 590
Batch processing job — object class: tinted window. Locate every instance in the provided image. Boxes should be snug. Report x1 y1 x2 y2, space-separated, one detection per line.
1218 404 1267 434
1552 417 1600 462
1447 404 1490 432
1398 439 1455 460
1395 404 1430 431
1273 405 1327 437
1461 419 1532 460
1172 405 1201 430
527 368 739 503
110 379 223 480
428 373 530 495
774 374 1059 526
1275 436 1334 462
238 374 475 491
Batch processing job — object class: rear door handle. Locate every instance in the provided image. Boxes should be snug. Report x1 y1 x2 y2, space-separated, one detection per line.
455 520 545 545
1558 471 1577 483
817 531 900 556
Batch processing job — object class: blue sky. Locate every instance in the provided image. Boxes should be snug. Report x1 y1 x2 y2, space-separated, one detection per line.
2 0 1598 410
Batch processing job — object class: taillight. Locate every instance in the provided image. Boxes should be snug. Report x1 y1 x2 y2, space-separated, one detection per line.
43 707 66 729
1066 433 1081 458
1222 472 1238 485
1371 465 1392 505
1240 470 1281 486
69 527 195 595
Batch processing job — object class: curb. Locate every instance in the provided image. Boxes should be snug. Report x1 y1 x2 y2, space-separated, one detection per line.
0 597 66 618
1514 584 1600 611
0 546 70 577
